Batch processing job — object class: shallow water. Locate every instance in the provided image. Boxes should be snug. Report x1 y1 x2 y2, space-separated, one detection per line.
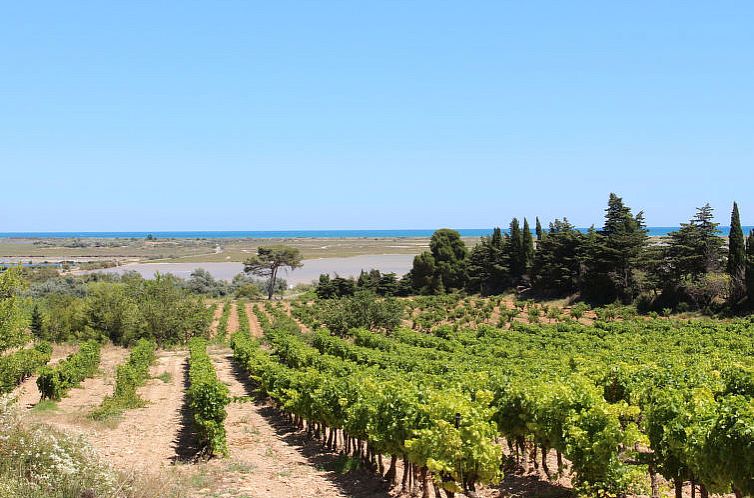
89 254 415 285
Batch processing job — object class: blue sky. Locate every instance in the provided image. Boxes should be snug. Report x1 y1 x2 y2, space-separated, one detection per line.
1 2 753 231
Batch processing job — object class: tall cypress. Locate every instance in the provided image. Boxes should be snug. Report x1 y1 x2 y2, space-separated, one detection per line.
727 202 747 303
535 217 543 241
509 218 524 279
746 230 754 304
523 218 535 272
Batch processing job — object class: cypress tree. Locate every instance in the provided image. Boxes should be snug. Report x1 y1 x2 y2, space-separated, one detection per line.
30 304 43 338
522 218 535 272
727 202 746 303
746 230 754 304
509 218 524 279
535 217 543 241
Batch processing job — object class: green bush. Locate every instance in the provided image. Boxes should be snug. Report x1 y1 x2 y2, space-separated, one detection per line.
0 342 52 394
36 341 101 401
187 338 230 457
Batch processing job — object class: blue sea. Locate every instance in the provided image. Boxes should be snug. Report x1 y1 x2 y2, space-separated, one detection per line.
0 227 751 238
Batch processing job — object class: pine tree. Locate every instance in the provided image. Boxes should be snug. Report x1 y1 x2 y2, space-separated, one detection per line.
581 193 647 303
535 217 543 241
522 218 535 272
727 202 746 303
665 203 725 280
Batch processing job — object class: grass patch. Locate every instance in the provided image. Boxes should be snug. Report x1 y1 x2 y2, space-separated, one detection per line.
156 371 172 383
320 454 362 474
225 460 255 474
31 400 58 413
89 395 147 422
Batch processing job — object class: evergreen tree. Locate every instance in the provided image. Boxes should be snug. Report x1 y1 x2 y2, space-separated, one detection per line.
429 228 468 291
535 217 543 240
727 202 746 303
410 251 441 294
746 230 754 304
531 218 584 295
522 218 535 272
665 203 725 281
30 304 44 338
509 218 525 280
466 228 510 295
581 194 648 303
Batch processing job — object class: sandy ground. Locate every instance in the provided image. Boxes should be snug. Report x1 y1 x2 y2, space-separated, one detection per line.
209 302 224 337
13 343 79 409
246 302 263 338
228 302 239 334
194 349 390 498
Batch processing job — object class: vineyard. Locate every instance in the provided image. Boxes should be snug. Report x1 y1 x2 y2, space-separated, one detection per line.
4 292 754 497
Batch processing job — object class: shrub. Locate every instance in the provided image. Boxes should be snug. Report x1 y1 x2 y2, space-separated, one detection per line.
36 341 100 401
187 338 229 457
0 342 52 394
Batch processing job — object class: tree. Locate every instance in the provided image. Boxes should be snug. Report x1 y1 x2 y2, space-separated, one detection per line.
665 204 725 281
466 228 510 295
535 217 543 241
429 228 468 291
581 194 647 303
319 290 403 336
746 230 754 304
30 304 43 339
410 229 468 294
244 245 302 299
0 267 29 352
531 219 584 295
509 218 525 280
523 218 535 272
727 202 747 304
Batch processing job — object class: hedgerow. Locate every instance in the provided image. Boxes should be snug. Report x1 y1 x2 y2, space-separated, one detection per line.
36 341 100 401
187 338 229 457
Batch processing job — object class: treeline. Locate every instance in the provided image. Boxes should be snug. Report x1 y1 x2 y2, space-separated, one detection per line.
25 271 211 345
316 194 754 313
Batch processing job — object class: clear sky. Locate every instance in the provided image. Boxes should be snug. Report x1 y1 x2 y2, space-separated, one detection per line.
1 2 752 231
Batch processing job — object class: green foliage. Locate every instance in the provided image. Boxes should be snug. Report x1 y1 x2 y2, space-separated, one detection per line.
0 342 52 394
747 230 754 305
187 338 230 457
727 202 747 303
411 229 468 294
317 291 403 336
36 341 101 401
532 219 584 295
244 245 302 299
0 267 30 352
90 339 156 420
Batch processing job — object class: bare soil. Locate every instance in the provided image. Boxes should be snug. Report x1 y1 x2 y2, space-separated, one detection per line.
227 302 240 334
246 302 263 338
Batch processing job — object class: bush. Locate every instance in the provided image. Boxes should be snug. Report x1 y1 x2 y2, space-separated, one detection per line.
0 342 52 394
318 291 404 336
36 341 101 401
187 338 230 457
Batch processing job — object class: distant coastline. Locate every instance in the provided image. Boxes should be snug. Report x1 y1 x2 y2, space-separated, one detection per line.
1 227 751 239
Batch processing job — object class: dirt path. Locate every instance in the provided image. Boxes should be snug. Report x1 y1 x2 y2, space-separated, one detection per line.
228 302 240 334
246 302 264 338
194 349 387 498
209 302 224 337
85 350 190 470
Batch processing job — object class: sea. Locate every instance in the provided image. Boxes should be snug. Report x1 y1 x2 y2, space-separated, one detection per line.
0 227 752 238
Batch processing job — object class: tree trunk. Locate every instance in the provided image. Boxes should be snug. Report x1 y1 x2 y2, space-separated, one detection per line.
675 479 683 498
691 478 696 498
700 484 709 498
401 455 410 493
733 487 744 498
556 450 564 474
385 454 398 484
541 446 550 478
267 266 278 300
649 463 659 498
518 437 529 472
421 467 430 498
